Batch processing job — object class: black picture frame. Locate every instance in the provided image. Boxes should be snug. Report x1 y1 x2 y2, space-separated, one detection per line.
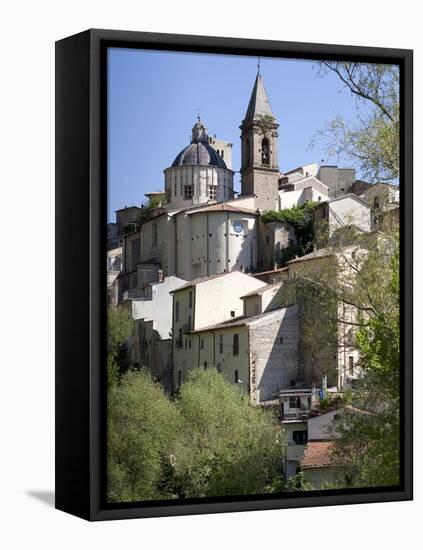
55 28 413 521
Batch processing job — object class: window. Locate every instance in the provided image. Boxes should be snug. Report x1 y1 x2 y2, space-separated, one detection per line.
261 138 270 165
184 184 193 200
219 334 223 354
289 396 301 409
234 370 239 383
189 339 192 349
204 362 207 370
208 185 217 200
185 339 187 350
188 315 191 331
152 222 158 246
230 310 235 318
279 337 284 344
374 196 380 209
349 356 354 374
293 431 307 445
233 334 239 356
178 328 182 346
266 235 270 244
200 338 204 350
177 370 182 387
175 301 179 321
189 291 193 309
318 196 321 202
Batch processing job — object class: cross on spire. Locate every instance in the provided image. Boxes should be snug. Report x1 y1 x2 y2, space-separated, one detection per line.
197 107 201 122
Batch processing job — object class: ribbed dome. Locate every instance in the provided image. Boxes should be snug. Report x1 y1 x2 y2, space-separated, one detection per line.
171 120 228 169
172 142 227 168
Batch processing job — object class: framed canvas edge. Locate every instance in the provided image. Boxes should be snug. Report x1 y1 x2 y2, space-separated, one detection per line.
55 28 413 522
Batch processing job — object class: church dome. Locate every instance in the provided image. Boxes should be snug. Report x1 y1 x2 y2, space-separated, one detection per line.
172 120 228 169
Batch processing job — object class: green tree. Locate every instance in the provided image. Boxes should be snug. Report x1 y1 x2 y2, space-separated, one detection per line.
107 368 286 502
280 230 400 488
107 369 181 502
261 201 316 262
314 62 399 182
331 238 400 487
172 369 284 498
107 306 133 388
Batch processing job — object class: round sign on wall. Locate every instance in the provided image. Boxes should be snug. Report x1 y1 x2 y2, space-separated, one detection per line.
232 220 244 234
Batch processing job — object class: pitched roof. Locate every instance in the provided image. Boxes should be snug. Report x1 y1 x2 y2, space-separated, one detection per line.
300 441 337 469
187 203 257 215
253 267 288 277
241 281 282 299
192 305 294 333
286 248 334 265
243 73 274 122
170 271 263 293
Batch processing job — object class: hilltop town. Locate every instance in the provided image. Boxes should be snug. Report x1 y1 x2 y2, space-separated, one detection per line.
107 70 399 487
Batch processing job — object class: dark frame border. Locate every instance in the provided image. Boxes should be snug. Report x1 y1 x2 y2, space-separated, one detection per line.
55 29 413 521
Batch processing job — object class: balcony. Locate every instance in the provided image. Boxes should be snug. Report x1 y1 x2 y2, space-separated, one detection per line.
281 411 310 423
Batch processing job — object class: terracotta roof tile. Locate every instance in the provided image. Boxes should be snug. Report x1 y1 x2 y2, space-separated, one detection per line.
300 441 337 469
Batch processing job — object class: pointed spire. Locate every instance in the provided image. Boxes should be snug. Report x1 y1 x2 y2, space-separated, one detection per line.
243 72 274 123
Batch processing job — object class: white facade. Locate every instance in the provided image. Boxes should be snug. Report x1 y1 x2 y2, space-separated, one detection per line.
314 194 372 245
164 164 234 209
278 175 330 210
129 276 187 338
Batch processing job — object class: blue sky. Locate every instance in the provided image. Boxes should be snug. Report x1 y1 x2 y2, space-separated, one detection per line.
108 48 366 221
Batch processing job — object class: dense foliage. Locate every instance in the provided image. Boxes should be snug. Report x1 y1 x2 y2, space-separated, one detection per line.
108 368 284 502
107 306 133 388
331 236 400 487
261 201 316 262
314 62 399 182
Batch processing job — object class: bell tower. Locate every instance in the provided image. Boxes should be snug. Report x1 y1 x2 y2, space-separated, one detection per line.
240 69 280 211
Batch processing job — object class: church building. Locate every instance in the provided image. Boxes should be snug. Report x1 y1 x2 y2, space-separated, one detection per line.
117 68 283 301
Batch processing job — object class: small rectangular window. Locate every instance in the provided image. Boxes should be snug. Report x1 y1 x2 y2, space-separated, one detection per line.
208 185 217 200
185 339 187 350
204 362 207 370
189 339 192 349
234 370 239 383
189 290 193 309
219 334 223 354
230 310 235 318
233 334 239 356
184 184 193 200
175 301 179 322
289 396 301 409
200 338 204 349
349 356 354 374
293 431 307 445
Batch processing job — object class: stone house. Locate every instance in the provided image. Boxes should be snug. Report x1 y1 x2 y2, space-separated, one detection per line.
127 276 187 392
313 194 372 247
283 248 363 390
278 172 330 210
316 166 356 198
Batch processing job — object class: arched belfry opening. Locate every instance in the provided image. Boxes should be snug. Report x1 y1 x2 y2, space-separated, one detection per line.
261 137 270 165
